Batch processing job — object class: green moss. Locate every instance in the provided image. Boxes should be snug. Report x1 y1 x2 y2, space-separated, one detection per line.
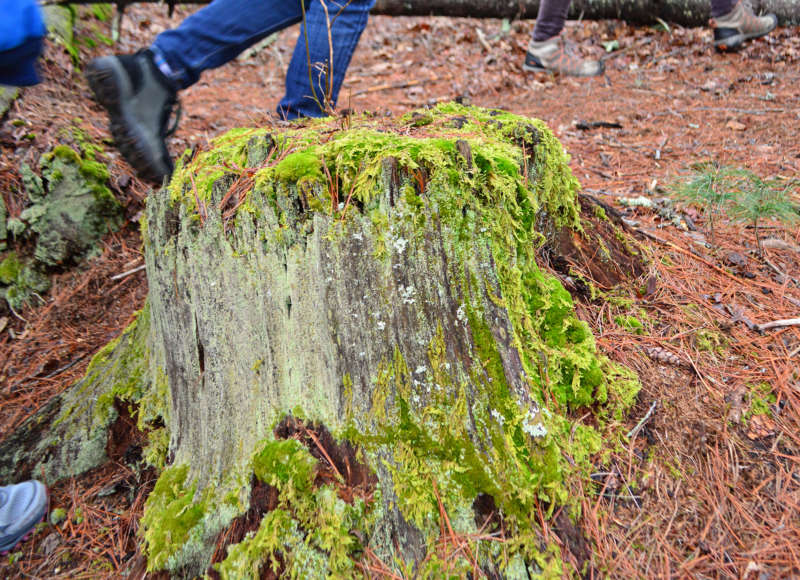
745 382 776 421
49 507 67 526
214 438 367 578
47 144 82 164
141 464 208 571
273 150 323 184
143 427 169 470
3 260 50 311
88 305 151 426
695 328 728 354
0 253 22 285
593 204 608 220
614 314 645 335
252 439 317 491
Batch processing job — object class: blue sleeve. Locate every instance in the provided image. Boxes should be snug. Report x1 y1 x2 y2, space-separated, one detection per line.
0 0 46 52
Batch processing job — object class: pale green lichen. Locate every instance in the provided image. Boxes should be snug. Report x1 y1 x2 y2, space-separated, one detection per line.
1 254 50 311
45 303 170 481
9 143 121 275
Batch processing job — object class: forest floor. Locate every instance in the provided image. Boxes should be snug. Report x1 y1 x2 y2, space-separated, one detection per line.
1 5 799 579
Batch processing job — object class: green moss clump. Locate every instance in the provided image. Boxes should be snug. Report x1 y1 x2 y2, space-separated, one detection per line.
1 255 50 311
614 314 645 335
746 382 776 421
0 253 22 285
273 151 324 184
217 439 368 578
695 328 728 354
141 464 209 571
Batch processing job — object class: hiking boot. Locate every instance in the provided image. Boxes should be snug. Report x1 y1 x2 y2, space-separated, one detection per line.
0 480 48 554
711 1 778 52
523 35 604 77
86 50 180 183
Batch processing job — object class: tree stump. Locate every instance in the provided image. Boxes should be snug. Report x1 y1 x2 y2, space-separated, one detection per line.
1 104 645 577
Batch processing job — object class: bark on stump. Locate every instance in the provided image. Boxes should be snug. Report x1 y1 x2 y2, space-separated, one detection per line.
1 104 645 578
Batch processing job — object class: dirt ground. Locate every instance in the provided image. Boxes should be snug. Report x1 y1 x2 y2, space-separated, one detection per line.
1 4 798 578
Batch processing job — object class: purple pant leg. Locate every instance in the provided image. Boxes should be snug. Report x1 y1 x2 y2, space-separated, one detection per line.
532 0 571 42
710 0 737 18
531 0 738 41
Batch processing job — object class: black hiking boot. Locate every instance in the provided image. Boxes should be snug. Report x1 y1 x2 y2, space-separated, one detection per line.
86 50 180 183
711 1 778 52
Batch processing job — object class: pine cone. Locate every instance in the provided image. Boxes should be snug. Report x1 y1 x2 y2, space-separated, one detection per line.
645 346 689 368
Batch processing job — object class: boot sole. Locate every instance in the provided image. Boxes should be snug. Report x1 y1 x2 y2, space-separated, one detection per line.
523 54 604 77
86 58 172 184
0 515 45 554
522 61 604 77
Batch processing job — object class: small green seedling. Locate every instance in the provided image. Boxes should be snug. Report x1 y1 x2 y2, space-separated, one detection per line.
670 162 799 251
670 161 743 247
728 173 799 256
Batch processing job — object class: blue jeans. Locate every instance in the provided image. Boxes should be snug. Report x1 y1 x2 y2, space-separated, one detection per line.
151 0 375 119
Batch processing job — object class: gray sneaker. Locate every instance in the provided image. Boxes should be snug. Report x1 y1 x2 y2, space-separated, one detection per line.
0 480 48 554
86 50 180 183
523 35 604 77
712 1 778 52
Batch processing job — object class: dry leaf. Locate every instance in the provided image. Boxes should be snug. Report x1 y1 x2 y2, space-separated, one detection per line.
747 413 776 440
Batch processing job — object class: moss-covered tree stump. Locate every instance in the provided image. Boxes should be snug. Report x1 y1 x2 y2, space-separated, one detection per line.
1 104 645 578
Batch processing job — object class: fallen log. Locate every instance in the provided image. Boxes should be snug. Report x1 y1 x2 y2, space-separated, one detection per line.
44 0 800 26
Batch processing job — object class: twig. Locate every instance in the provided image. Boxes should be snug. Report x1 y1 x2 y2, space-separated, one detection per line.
8 303 28 324
110 264 146 280
762 251 796 285
627 400 658 440
789 343 800 358
352 77 436 96
475 27 492 52
754 317 800 332
41 354 87 380
637 227 769 289
302 426 344 482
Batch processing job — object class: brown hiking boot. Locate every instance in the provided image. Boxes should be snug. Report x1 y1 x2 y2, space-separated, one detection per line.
711 1 778 52
523 35 604 77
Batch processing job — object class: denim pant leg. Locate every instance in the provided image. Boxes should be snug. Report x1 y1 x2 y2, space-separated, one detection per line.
279 0 375 119
151 0 306 90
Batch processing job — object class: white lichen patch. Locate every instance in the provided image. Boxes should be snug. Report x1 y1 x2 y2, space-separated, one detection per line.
392 236 408 254
399 284 416 304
